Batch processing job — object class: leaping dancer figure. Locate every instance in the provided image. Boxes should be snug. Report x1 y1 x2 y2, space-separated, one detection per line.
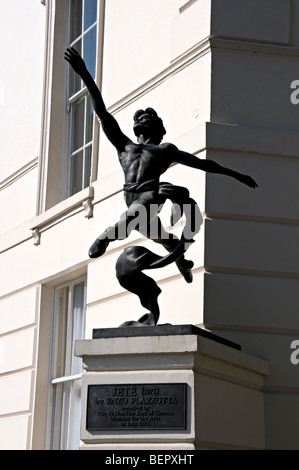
65 47 258 326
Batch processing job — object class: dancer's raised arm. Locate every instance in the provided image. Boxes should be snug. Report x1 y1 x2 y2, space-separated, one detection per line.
64 47 131 150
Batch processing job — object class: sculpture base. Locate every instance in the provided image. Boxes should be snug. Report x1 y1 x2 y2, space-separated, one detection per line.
93 323 241 350
75 324 268 450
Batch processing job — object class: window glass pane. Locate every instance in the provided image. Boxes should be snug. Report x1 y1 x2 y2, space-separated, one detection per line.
69 68 81 98
60 381 72 448
68 40 82 96
84 145 92 189
84 0 97 30
54 287 69 379
85 94 94 145
83 25 97 79
52 384 63 449
67 0 97 198
71 96 85 152
71 282 85 375
70 150 83 195
70 0 82 43
53 380 82 450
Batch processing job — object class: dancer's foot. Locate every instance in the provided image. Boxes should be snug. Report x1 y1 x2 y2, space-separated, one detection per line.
118 311 158 328
118 319 150 327
137 312 157 326
88 237 110 258
118 313 155 328
177 259 194 283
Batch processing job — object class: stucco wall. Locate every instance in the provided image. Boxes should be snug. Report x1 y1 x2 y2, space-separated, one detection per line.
1 0 299 450
0 0 45 450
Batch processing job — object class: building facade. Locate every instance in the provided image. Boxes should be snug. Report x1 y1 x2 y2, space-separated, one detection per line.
0 0 298 449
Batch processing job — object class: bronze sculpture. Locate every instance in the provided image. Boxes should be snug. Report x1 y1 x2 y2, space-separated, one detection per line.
65 47 258 327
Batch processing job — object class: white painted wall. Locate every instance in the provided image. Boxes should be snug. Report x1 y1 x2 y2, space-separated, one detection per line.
0 0 45 237
0 286 40 450
0 0 298 450
0 0 45 179
0 0 45 450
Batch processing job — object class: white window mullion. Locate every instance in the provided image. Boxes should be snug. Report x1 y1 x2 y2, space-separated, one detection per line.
51 374 82 385
82 94 88 191
65 285 74 377
68 86 87 106
67 104 74 196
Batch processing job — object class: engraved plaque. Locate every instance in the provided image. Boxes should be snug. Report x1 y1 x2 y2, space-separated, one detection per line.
86 383 187 431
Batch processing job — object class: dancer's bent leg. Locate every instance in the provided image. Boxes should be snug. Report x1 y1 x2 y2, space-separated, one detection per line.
88 200 152 258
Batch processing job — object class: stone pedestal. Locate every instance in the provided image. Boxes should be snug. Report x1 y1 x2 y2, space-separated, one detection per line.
75 325 269 450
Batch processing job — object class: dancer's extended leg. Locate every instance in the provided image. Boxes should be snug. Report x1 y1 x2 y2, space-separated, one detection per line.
138 216 194 283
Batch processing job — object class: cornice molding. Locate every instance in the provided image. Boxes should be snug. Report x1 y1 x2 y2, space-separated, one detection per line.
107 37 211 115
210 36 299 58
0 158 39 191
106 35 299 117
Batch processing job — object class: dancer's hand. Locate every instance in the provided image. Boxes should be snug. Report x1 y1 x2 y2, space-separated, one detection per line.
64 47 87 75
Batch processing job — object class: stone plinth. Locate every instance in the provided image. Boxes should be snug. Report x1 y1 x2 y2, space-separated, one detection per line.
75 325 269 450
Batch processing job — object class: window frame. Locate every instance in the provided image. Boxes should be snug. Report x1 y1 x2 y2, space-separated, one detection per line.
48 276 87 450
66 0 99 197
37 0 104 213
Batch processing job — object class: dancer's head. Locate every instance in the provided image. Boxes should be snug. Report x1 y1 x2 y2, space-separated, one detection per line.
133 108 166 144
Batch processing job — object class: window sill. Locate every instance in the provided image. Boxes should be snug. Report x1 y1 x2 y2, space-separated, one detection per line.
51 373 82 384
30 186 94 245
